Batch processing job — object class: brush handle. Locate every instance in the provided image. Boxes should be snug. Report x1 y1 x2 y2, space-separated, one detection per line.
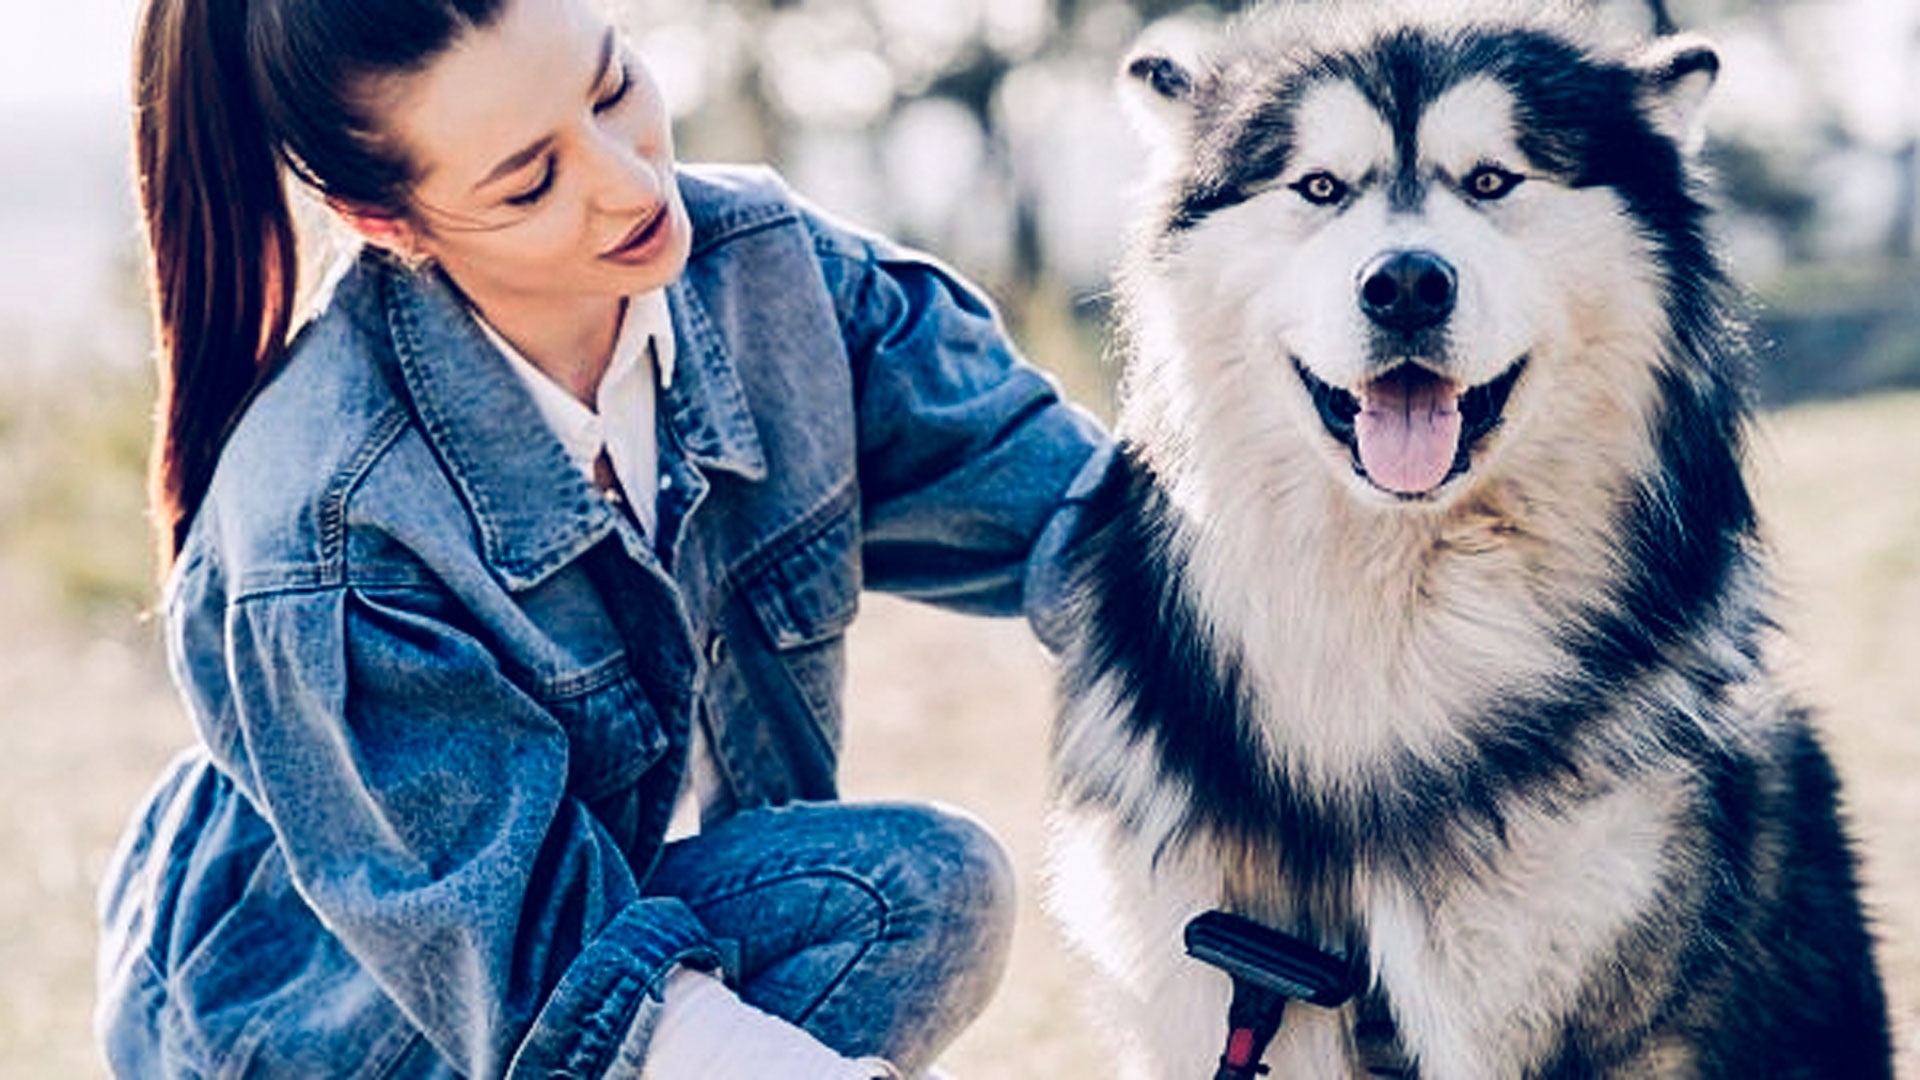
1183 910 1357 1008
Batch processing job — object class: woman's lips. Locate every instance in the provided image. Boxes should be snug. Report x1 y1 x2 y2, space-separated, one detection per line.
599 205 670 264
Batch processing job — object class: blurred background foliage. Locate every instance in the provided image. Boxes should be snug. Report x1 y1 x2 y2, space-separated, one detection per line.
3 0 1918 618
0 3 1916 1073
622 0 1920 404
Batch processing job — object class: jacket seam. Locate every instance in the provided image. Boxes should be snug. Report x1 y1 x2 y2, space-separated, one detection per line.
226 405 415 604
527 650 639 702
807 228 875 349
371 1030 428 1079
317 404 413 569
560 939 721 1080
689 208 802 258
715 475 859 609
328 580 634 704
570 969 644 1079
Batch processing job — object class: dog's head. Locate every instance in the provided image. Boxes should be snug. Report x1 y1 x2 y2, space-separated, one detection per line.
1119 5 1723 506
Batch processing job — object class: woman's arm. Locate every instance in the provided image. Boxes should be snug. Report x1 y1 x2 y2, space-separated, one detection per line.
218 581 719 1077
808 210 1113 638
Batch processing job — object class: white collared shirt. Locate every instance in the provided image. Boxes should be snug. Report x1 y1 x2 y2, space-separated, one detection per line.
478 291 676 536
474 292 718 839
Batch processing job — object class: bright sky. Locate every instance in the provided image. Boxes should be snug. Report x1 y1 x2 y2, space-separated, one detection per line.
1 0 1911 131
0 0 135 111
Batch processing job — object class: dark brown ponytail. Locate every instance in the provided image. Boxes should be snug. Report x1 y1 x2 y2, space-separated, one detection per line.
135 0 294 569
131 0 507 573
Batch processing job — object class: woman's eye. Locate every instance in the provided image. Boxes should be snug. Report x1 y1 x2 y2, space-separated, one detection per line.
504 161 556 207
1291 171 1348 206
593 60 633 115
1464 165 1523 201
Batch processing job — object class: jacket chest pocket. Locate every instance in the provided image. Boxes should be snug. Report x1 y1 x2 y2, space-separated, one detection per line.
701 506 861 807
537 657 669 804
741 509 860 725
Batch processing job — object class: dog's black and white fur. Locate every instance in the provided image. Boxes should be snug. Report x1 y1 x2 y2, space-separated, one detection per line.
1046 4 1893 1077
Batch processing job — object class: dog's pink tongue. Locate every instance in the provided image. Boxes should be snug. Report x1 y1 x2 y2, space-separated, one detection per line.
1355 373 1463 495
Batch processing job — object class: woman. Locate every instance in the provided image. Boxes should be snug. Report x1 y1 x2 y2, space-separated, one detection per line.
96 0 1107 1075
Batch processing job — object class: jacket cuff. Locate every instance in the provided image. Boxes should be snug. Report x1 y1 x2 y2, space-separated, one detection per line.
507 896 722 1079
1025 440 1119 654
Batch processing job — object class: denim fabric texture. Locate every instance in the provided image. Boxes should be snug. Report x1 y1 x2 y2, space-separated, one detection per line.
96 166 1109 1078
642 802 1015 1078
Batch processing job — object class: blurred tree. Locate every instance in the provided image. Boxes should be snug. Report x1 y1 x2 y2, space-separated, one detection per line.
1887 140 1914 261
620 0 1920 402
1646 0 1678 34
622 0 1261 298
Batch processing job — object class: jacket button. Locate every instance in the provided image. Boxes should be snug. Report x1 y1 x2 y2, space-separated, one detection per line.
707 635 726 666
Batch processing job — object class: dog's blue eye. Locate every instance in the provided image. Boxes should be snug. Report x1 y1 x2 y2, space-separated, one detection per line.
1291 172 1347 206
1465 165 1523 201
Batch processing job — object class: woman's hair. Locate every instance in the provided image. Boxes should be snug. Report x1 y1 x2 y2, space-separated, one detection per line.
133 0 507 570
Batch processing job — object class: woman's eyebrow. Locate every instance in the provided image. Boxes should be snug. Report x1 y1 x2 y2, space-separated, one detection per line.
471 28 617 194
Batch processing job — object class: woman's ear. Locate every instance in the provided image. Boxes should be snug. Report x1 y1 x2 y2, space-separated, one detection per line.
328 198 425 261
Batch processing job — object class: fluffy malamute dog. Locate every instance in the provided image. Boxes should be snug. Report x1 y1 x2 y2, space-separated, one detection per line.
1046 5 1893 1077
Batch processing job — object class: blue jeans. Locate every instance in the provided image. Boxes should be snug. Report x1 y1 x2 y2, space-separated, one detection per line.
643 801 1016 1078
114 169 1105 1076
99 758 1013 1079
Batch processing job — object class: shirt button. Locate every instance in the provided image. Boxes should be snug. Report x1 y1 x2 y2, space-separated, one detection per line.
706 635 726 666
659 473 674 492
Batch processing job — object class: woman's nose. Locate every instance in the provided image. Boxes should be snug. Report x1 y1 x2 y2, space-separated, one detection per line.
582 124 667 211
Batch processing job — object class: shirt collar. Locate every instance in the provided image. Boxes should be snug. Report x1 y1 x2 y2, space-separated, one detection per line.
472 291 673 482
633 289 677 388
372 246 764 591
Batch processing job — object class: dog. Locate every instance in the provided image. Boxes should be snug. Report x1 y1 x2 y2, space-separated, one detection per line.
1044 4 1894 1077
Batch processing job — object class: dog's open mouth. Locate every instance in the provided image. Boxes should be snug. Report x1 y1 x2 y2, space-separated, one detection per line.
1295 357 1525 497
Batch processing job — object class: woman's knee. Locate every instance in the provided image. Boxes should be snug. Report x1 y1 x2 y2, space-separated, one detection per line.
873 803 1016 991
837 803 1015 1071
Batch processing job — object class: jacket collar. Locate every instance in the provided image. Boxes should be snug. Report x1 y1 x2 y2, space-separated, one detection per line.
371 250 766 590
661 281 768 484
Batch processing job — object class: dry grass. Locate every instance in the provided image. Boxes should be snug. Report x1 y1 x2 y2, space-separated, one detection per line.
3 392 1916 1077
0 568 186 1078
1749 392 1920 1075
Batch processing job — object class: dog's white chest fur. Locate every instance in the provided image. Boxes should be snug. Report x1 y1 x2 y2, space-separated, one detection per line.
1172 470 1605 785
1048 6 1891 1077
1363 781 1678 1078
1050 774 1681 1079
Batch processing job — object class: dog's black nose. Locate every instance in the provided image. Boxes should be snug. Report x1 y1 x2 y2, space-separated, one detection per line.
1358 250 1457 332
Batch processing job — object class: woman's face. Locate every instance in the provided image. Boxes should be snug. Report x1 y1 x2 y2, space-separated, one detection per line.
373 0 691 320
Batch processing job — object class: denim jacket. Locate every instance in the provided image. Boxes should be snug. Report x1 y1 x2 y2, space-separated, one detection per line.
97 165 1108 1078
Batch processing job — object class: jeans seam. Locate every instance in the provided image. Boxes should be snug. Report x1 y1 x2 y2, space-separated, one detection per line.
683 867 892 1026
368 1028 427 1079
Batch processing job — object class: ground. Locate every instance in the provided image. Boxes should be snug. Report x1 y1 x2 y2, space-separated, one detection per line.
3 393 1915 1077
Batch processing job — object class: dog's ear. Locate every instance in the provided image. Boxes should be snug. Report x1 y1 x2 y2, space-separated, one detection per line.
1632 34 1719 156
1118 20 1214 167
1126 52 1197 105
1119 49 1201 157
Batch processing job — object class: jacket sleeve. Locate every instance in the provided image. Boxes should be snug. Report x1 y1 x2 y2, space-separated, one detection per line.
221 582 721 1078
806 208 1113 638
